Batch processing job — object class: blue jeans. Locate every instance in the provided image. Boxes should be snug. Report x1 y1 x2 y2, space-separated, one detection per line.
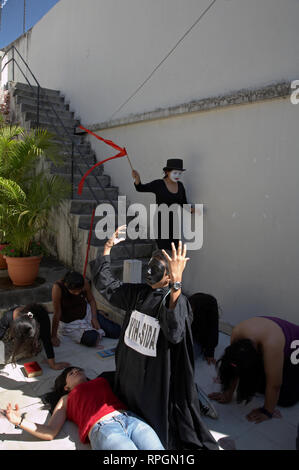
89 411 164 450
97 312 121 339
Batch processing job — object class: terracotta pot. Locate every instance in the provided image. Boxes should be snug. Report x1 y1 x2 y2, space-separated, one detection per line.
0 244 8 269
4 255 42 286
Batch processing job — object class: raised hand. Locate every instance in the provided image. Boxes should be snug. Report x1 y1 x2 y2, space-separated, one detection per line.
104 225 127 255
132 169 140 184
162 241 190 283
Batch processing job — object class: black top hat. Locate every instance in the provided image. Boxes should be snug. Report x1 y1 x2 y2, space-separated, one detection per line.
163 158 186 172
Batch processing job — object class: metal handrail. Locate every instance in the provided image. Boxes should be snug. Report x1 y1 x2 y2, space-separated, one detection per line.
2 46 40 127
1 45 135 258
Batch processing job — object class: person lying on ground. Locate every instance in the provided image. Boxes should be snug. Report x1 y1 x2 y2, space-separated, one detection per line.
0 303 69 370
1 366 164 450
208 316 299 423
51 271 120 349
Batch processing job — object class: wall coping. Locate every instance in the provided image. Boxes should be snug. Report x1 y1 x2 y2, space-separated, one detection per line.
89 80 292 131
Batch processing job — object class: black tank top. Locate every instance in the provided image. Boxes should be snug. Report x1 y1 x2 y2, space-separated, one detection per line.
56 281 87 323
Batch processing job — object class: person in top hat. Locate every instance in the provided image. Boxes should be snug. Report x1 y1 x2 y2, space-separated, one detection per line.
132 158 194 251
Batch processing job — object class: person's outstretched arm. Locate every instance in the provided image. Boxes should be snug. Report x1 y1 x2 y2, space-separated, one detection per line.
2 396 68 441
91 226 141 312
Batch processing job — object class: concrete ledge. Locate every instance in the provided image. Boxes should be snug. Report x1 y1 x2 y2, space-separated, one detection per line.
89 81 292 131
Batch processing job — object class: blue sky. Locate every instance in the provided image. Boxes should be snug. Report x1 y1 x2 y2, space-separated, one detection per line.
0 0 60 49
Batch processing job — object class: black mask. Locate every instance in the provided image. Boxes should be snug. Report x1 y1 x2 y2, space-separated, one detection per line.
146 257 167 286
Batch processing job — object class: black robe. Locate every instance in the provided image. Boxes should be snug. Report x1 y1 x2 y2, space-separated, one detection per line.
91 254 219 450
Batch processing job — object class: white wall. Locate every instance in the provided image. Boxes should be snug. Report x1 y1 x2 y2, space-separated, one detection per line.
90 97 299 326
3 0 299 124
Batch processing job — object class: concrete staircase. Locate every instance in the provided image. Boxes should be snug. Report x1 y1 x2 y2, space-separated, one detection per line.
5 82 155 321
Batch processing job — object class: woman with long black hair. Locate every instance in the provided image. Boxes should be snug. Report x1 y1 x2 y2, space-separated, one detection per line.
0 303 69 370
209 316 299 423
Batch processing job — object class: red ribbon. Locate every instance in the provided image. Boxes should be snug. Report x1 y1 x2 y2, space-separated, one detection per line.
77 125 127 195
83 208 95 279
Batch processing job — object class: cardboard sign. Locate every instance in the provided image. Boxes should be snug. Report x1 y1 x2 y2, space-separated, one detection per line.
124 310 160 357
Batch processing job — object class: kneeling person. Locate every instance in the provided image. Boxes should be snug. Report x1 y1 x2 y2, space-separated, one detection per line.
51 271 104 348
91 227 219 450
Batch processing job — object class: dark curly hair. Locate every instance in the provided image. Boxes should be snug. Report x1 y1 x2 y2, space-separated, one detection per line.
216 339 266 404
9 304 48 363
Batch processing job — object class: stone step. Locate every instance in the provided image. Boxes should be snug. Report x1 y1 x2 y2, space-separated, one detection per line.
52 135 86 146
16 94 70 111
13 82 61 97
54 148 96 158
49 152 96 165
78 213 135 230
51 139 91 150
24 111 78 129
50 162 104 176
68 154 97 166
70 199 121 215
13 89 65 105
72 186 119 200
56 173 111 187
27 120 77 135
19 101 74 119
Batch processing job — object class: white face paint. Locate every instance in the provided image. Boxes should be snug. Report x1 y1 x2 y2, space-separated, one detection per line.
169 170 183 182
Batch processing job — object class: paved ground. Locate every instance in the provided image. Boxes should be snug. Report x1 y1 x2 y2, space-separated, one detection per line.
0 328 298 450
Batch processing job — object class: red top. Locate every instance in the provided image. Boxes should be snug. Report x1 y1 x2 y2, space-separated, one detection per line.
66 377 127 443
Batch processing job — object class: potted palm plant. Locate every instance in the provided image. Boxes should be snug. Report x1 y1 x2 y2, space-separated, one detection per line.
0 122 70 285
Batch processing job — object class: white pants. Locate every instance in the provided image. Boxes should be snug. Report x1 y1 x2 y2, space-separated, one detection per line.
58 304 105 344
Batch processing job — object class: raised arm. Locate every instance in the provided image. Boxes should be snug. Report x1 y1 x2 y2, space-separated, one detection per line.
91 226 141 312
158 241 191 343
3 396 68 441
132 170 159 193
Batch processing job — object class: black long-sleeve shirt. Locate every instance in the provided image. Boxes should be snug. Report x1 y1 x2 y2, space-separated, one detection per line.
90 254 218 450
0 308 55 360
135 179 188 206
134 179 188 250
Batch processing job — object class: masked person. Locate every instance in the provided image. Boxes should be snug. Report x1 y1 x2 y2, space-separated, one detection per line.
132 158 194 251
90 227 219 450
